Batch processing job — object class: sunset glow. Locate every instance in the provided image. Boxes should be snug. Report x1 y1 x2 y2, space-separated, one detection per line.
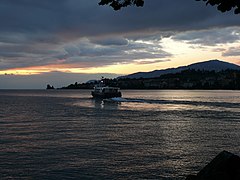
1 37 239 76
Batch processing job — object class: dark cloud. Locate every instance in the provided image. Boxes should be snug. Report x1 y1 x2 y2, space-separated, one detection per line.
1 0 239 36
133 59 171 65
222 46 240 57
173 27 240 46
91 37 129 46
212 48 227 52
54 37 172 68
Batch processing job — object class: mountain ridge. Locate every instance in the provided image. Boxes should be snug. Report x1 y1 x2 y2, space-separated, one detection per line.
119 59 240 79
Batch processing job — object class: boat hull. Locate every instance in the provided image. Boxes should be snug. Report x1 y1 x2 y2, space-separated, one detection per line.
91 91 122 99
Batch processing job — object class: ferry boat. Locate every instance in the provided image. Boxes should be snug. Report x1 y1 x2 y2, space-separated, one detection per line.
91 81 122 98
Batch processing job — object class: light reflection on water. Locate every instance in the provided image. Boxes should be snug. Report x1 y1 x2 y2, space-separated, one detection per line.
116 100 240 112
0 90 240 179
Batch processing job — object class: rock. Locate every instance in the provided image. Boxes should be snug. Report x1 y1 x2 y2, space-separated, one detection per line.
46 84 55 89
185 174 197 180
186 151 240 180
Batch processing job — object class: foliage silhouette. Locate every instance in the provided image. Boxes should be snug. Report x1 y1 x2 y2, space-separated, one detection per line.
197 0 240 14
99 0 240 14
98 0 144 10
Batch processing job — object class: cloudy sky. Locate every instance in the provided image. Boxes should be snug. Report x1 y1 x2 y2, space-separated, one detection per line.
0 0 240 89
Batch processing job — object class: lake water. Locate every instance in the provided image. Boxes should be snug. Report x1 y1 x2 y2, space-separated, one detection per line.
0 90 240 179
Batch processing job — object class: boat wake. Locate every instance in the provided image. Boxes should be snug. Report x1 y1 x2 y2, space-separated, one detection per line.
104 97 240 110
104 97 144 103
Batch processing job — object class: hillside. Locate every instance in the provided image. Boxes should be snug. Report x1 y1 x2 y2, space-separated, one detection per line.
116 69 240 90
120 60 240 79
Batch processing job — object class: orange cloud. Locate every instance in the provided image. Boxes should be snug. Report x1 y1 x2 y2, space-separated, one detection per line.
0 64 72 75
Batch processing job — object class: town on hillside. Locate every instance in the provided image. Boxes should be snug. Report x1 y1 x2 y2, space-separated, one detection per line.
60 69 240 90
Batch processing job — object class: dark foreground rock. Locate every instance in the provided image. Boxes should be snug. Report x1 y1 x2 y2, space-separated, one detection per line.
186 151 240 180
46 84 55 89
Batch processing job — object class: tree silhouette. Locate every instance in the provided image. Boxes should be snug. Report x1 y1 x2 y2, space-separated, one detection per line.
197 0 240 14
98 0 144 10
99 0 240 14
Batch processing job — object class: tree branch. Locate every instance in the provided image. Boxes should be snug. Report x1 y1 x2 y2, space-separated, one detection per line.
99 0 240 14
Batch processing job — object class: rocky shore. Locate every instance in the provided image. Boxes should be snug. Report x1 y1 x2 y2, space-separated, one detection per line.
186 151 240 180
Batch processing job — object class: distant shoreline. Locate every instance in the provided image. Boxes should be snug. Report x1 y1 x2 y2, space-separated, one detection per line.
52 88 240 91
57 69 240 91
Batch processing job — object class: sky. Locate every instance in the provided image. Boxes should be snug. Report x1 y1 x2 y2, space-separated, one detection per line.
0 0 240 89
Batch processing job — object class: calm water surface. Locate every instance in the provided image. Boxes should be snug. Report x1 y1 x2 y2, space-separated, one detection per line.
0 90 240 179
